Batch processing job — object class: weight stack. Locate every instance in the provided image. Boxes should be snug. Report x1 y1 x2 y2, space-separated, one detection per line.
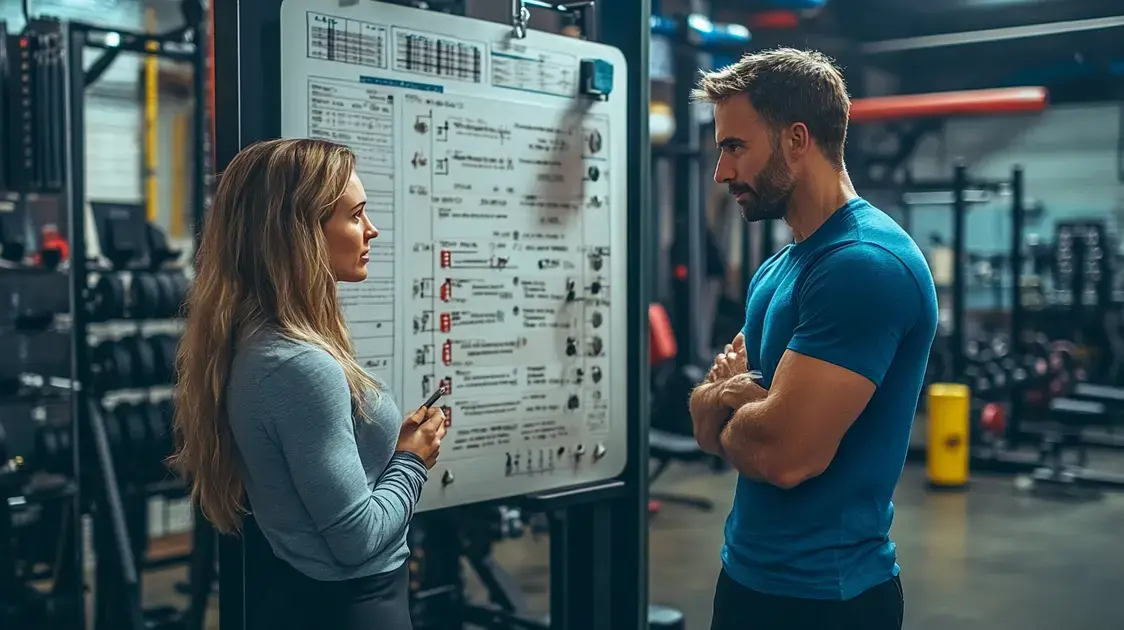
4 19 66 194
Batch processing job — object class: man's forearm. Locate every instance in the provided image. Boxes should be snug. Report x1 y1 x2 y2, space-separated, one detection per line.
689 382 731 455
718 400 776 482
689 381 726 415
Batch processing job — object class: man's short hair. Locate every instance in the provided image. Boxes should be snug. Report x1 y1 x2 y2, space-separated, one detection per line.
692 48 850 169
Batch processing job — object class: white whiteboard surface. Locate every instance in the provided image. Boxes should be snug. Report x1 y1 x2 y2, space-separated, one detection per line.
280 0 629 510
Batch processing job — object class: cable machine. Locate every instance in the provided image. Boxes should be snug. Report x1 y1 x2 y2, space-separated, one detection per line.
212 2 651 630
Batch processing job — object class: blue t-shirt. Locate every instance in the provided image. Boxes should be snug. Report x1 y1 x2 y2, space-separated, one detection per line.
722 197 938 601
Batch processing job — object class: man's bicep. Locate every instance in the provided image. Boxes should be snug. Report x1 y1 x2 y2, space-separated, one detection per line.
787 244 918 387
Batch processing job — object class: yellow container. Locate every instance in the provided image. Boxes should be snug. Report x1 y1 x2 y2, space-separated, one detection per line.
926 383 971 488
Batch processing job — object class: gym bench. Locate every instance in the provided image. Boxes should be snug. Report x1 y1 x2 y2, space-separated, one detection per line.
1068 383 1124 450
1028 397 1124 493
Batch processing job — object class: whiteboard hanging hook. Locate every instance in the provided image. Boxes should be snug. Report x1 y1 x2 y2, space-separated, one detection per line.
511 0 531 38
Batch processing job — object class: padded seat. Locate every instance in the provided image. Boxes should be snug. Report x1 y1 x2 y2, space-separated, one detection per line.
1072 383 1124 407
1049 397 1108 428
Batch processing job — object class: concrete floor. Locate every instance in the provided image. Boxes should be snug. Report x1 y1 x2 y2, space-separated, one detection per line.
139 460 1124 630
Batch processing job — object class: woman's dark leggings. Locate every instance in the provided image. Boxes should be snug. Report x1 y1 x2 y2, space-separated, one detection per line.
249 561 412 630
242 515 412 630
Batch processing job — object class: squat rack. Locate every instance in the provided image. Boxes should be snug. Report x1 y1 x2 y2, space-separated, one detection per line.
61 13 209 630
211 1 651 629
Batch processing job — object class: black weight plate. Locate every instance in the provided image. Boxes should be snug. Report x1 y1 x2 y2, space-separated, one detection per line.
146 335 168 384
154 272 177 318
89 341 115 392
168 271 189 316
122 335 156 388
143 402 170 476
89 274 125 322
129 273 161 320
110 339 133 391
154 399 174 461
164 336 180 384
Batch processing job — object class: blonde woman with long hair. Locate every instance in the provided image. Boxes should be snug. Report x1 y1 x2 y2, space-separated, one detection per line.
169 138 444 630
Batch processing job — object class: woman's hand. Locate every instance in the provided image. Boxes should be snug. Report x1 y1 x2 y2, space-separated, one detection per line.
396 406 447 469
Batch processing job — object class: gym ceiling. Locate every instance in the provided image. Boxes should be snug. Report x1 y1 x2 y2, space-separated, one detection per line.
715 0 1124 102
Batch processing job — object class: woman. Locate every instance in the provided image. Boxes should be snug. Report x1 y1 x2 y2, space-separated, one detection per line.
169 138 444 630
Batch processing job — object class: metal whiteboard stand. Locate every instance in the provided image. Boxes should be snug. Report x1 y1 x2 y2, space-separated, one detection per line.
213 1 650 629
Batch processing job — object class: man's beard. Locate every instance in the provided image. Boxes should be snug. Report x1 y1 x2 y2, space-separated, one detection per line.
730 149 795 223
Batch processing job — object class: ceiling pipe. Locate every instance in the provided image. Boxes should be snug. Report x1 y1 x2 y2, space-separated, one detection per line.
861 15 1124 54
849 87 1049 123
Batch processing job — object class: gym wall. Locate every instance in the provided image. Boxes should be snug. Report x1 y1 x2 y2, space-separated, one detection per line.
903 103 1124 309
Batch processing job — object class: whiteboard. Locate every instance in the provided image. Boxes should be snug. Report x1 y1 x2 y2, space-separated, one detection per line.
279 0 629 510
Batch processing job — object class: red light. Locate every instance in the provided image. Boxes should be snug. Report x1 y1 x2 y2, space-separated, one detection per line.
19 37 28 48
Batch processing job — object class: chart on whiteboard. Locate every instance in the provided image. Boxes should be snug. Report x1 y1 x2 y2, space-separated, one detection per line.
282 0 628 507
398 93 614 462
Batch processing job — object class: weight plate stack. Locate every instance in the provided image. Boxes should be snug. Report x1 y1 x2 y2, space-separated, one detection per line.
88 274 125 322
168 270 190 317
129 272 162 320
121 335 156 388
154 272 177 318
147 334 179 385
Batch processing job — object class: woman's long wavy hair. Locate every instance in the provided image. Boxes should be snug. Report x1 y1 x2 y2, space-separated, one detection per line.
168 138 380 534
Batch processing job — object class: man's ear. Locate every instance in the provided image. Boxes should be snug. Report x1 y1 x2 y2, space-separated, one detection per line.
786 122 810 160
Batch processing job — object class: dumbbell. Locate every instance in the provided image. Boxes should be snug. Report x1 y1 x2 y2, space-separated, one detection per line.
91 335 177 391
105 401 175 484
130 270 189 320
147 334 180 385
87 274 127 322
983 361 1009 391
91 339 133 391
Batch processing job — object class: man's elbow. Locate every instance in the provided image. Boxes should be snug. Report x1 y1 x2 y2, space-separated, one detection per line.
760 452 831 490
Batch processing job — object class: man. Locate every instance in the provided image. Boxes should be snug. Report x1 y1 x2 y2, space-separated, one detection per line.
687 48 938 630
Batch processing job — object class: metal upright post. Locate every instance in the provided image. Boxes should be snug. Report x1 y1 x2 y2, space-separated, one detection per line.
599 1 650 629
67 23 147 630
1008 165 1024 443
951 162 967 379
59 20 88 630
191 9 209 243
1009 165 1024 348
668 15 705 366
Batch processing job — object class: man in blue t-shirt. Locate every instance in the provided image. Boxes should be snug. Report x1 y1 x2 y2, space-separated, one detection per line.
687 48 938 630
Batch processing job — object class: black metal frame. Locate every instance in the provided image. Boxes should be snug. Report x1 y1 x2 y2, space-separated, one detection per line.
62 16 209 630
669 17 706 367
212 1 649 629
946 163 1026 376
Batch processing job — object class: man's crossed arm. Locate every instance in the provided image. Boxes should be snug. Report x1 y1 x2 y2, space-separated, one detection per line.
688 243 921 489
